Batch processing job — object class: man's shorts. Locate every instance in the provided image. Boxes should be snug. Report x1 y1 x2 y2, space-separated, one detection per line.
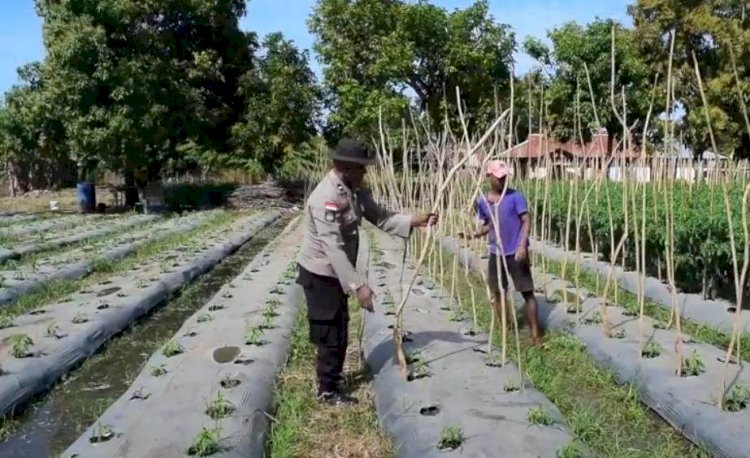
487 253 534 294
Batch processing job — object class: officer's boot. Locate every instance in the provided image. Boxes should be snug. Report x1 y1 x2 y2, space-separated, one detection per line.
316 388 359 406
317 346 358 406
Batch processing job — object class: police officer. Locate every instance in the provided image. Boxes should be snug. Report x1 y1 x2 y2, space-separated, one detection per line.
297 138 438 405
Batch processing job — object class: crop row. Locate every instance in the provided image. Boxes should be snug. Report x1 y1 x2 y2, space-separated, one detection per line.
523 180 749 301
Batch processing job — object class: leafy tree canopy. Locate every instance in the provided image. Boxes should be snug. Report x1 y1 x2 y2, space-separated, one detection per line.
0 0 321 194
309 0 515 143
522 19 657 150
629 0 750 158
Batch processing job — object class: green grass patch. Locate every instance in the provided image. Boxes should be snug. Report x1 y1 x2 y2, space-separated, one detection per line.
266 299 393 458
528 405 555 426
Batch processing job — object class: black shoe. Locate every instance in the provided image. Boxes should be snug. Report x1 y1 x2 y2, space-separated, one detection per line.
317 390 359 406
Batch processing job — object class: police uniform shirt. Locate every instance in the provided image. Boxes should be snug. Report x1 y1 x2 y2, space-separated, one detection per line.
298 170 412 293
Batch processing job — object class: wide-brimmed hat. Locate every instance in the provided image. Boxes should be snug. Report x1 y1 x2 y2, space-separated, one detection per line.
329 139 376 165
486 160 511 179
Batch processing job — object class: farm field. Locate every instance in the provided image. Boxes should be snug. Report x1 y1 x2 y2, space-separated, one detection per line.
5 0 750 456
360 144 750 457
0 205 291 455
5 185 715 458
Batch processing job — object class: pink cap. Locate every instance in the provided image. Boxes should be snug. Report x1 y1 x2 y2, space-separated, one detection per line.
486 160 511 179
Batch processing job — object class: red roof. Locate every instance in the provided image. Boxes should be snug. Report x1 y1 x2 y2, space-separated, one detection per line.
503 132 640 160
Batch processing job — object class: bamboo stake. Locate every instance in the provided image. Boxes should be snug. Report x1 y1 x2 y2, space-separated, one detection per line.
393 109 511 380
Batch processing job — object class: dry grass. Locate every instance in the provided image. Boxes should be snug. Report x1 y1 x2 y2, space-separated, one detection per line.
0 189 79 213
267 300 394 458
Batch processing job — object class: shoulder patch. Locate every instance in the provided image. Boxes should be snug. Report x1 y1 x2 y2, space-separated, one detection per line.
323 202 339 222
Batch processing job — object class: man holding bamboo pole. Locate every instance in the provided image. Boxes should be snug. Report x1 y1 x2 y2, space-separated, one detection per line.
297 139 438 405
460 160 542 346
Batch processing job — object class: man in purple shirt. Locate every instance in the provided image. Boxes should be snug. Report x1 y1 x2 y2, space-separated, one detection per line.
461 160 541 345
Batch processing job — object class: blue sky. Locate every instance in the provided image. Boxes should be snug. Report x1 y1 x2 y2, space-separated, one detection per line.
0 0 631 96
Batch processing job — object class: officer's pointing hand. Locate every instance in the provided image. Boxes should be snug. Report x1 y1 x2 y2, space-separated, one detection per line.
412 213 439 228
356 285 375 312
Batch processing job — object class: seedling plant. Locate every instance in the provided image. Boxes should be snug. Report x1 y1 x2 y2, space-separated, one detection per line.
437 425 464 451
10 334 34 358
245 327 265 346
641 341 661 359
163 340 185 357
205 392 235 420
259 314 276 330
89 422 115 444
151 365 168 377
679 350 705 377
723 385 750 412
188 425 223 456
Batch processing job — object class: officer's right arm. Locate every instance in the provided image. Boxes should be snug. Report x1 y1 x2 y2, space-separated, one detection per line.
310 204 365 294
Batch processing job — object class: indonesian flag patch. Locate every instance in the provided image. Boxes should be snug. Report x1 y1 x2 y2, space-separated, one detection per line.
324 202 339 222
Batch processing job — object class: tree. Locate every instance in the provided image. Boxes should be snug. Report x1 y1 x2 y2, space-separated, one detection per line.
35 0 255 187
0 63 74 195
231 33 320 175
309 0 515 142
309 0 409 143
523 19 657 151
630 0 750 159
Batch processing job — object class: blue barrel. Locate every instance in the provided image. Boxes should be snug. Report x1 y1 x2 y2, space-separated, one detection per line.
76 182 96 213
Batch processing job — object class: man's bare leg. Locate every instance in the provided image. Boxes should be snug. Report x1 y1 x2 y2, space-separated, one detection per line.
523 291 542 346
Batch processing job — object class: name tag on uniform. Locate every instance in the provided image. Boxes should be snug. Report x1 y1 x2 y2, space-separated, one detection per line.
324 202 338 222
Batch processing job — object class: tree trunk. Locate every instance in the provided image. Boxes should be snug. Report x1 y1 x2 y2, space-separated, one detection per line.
124 170 139 207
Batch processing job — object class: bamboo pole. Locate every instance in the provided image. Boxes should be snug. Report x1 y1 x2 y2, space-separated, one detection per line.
392 108 511 380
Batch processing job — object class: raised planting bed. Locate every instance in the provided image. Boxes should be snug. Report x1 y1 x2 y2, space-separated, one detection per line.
0 214 40 229
0 214 104 241
63 218 303 458
0 211 219 307
529 239 750 337
0 211 280 418
441 235 750 458
363 229 583 458
0 214 160 264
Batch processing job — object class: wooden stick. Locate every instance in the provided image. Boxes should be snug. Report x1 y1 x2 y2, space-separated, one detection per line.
393 109 511 380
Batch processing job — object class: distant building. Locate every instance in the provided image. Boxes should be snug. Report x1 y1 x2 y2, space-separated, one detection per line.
500 130 641 180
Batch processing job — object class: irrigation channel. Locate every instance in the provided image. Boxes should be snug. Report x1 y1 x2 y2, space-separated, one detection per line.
0 214 291 457
65 217 303 457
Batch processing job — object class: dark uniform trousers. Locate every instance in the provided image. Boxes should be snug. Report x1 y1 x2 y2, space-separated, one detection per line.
296 265 349 393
